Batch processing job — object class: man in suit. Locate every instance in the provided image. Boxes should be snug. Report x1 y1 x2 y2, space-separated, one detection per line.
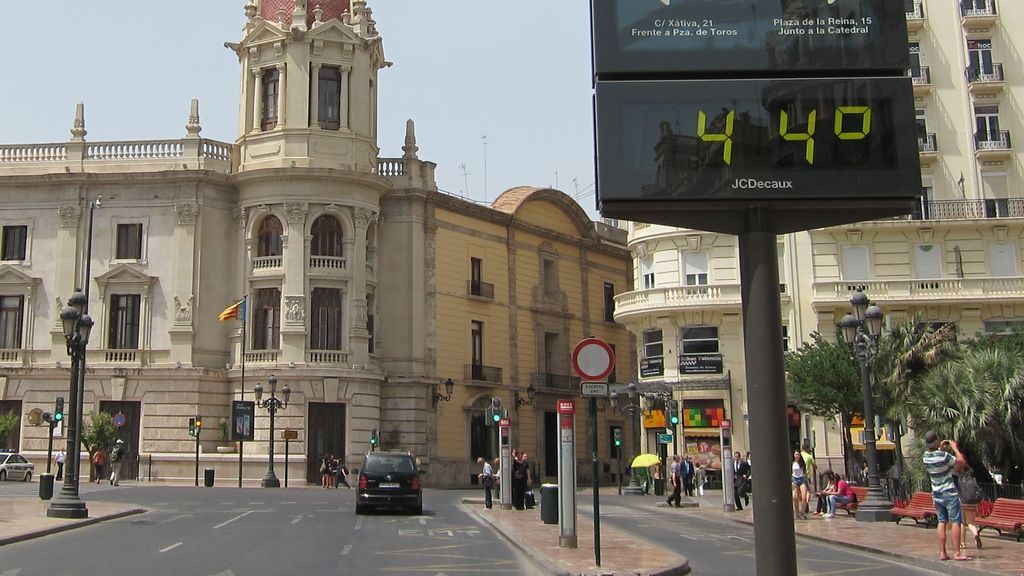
733 451 751 510
682 456 696 497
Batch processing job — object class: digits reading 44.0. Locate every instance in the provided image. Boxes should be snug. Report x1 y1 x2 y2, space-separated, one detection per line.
697 106 872 165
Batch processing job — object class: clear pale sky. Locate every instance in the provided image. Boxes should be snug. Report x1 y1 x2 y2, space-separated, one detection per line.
2 0 599 218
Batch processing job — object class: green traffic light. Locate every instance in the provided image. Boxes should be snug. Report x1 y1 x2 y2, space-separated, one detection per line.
492 413 500 422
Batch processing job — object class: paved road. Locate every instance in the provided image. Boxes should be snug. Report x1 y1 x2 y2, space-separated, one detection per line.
583 496 946 576
0 484 541 576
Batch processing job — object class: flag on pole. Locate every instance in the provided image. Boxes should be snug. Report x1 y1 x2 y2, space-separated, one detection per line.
219 299 245 322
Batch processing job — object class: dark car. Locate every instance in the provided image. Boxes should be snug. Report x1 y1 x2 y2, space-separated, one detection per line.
356 451 422 515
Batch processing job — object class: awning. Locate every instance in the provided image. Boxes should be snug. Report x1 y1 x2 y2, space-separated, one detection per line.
682 429 721 438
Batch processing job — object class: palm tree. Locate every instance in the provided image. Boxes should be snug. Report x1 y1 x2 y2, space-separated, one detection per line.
871 317 957 478
911 347 1024 484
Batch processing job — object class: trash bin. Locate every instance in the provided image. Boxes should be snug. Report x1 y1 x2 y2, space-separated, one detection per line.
38 473 55 500
204 468 215 487
540 483 558 525
654 478 665 496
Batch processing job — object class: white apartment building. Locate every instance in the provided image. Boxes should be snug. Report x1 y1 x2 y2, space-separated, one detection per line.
613 0 1022 475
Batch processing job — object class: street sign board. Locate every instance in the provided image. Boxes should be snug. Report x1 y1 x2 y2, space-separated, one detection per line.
499 418 510 427
572 338 616 381
657 433 674 445
281 429 298 440
581 382 609 397
112 412 126 428
557 400 576 415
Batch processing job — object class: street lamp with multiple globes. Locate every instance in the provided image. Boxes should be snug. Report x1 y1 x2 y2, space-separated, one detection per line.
254 375 290 488
610 382 643 495
839 290 893 522
47 290 93 519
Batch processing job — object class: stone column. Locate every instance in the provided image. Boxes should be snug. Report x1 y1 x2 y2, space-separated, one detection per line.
348 207 375 366
310 62 321 129
341 66 351 128
277 64 287 128
169 201 198 365
280 202 308 365
251 69 264 133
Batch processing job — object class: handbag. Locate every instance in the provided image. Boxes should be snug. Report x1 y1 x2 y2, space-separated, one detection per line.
960 473 984 504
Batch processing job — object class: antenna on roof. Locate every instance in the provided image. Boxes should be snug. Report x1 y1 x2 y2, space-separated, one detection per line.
459 163 471 199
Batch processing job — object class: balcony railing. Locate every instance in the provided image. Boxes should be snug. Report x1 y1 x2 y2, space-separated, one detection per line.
309 255 347 270
909 66 931 86
244 350 280 365
976 130 1012 151
0 349 21 363
906 0 925 21
614 284 743 318
960 0 997 19
910 197 1024 220
102 349 140 364
917 133 938 153
252 255 283 271
0 138 233 170
466 363 502 383
468 280 495 299
531 373 582 390
814 277 1024 304
965 63 1004 84
308 350 348 365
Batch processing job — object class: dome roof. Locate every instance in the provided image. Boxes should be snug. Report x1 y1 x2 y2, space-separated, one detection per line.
260 0 349 27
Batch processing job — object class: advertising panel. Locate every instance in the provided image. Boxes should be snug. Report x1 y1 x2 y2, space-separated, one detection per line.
231 400 255 442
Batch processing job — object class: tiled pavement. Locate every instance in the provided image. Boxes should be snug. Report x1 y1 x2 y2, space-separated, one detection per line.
3 484 1022 576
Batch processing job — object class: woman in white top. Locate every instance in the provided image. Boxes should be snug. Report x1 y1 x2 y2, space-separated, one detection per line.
791 450 808 519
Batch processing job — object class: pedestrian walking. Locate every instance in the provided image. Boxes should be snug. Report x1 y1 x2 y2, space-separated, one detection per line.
320 454 333 488
923 431 971 561
55 449 65 481
800 439 817 513
683 456 696 497
477 457 494 509
335 456 351 489
666 455 682 507
511 450 529 510
109 439 125 486
733 451 751 510
695 463 706 497
791 450 808 519
91 448 107 484
953 459 984 551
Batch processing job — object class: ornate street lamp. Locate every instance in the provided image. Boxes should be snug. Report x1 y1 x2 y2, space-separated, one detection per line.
611 382 644 495
839 291 892 522
47 290 93 519
514 383 536 411
254 375 290 488
433 377 455 407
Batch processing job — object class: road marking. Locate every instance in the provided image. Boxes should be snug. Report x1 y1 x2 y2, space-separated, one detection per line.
354 516 364 530
419 517 427 525
247 501 265 505
340 545 352 556
164 514 193 523
0 569 23 575
214 510 256 529
290 516 302 525
159 542 183 553
282 501 297 505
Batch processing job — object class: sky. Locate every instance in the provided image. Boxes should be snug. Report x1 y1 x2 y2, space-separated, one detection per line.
2 0 600 219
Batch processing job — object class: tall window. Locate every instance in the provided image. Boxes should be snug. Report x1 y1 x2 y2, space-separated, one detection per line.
471 257 485 296
258 216 284 257
684 251 709 285
108 294 140 349
989 243 1016 277
471 320 484 379
603 282 616 322
310 288 342 350
682 326 720 355
841 246 869 281
543 258 558 294
975 105 1001 143
310 215 342 257
914 244 942 279
1 226 27 261
643 329 663 360
253 288 281 350
261 68 280 131
318 67 342 130
781 325 790 351
641 256 655 290
115 223 143 260
0 295 23 349
967 38 995 79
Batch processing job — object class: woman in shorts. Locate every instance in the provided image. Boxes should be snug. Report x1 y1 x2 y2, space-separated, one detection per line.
791 450 808 519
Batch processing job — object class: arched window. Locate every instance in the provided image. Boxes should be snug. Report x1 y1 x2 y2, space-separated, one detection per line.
310 215 342 257
258 216 283 256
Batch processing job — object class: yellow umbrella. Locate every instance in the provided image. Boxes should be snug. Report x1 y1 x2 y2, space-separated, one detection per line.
630 453 660 468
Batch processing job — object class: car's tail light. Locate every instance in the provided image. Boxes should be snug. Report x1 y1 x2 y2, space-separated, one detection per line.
411 476 421 491
358 474 368 490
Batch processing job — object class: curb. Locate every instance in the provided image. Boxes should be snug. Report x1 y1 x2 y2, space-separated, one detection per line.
462 499 691 576
728 517 999 576
0 508 147 547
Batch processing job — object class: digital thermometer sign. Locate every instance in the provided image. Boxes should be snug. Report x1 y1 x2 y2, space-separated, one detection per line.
595 77 920 204
592 0 909 76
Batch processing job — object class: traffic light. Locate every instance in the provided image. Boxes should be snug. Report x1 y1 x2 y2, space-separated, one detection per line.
195 416 202 432
188 417 196 436
491 397 502 424
668 399 679 426
369 428 379 448
54 397 64 423
612 426 622 447
42 411 54 425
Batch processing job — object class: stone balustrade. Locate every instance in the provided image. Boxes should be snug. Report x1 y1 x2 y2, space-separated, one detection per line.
814 277 1024 305
615 284 744 319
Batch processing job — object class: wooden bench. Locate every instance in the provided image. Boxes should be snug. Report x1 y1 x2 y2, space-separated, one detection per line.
975 498 1024 542
836 486 869 516
891 491 938 526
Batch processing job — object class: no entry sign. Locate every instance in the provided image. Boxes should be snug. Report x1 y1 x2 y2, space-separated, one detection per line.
572 338 615 381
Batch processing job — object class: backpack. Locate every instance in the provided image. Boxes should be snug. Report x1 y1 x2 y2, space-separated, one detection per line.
959 473 984 504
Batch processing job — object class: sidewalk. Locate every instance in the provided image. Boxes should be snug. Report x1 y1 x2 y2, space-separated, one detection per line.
0 497 145 547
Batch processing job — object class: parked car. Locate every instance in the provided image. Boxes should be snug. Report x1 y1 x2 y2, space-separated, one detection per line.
0 451 34 482
356 451 422 515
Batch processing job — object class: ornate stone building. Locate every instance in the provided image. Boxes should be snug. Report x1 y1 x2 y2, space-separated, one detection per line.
0 0 634 486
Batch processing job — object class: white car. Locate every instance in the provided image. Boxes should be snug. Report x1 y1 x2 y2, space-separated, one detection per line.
0 452 34 482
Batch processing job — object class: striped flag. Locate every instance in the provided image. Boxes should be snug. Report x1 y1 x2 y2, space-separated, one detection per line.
218 299 245 322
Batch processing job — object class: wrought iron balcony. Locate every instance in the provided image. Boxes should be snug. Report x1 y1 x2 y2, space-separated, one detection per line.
961 0 997 25
468 280 495 299
466 363 502 383
975 130 1012 160
917 133 938 155
909 197 1024 221
531 372 582 390
905 0 925 29
909 66 931 87
965 64 1005 95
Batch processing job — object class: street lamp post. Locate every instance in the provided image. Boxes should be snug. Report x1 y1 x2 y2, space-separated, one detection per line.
839 290 892 522
611 383 644 495
47 290 93 519
254 375 290 488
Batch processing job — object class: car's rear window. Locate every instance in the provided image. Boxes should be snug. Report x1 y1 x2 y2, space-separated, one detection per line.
364 456 415 474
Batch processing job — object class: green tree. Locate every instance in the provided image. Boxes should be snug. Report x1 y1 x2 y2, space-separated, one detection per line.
784 331 861 476
870 318 957 477
0 410 19 449
912 347 1024 484
82 411 117 478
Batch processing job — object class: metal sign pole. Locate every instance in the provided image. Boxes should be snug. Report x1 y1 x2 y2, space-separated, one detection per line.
590 396 601 566
499 416 512 510
557 400 577 548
